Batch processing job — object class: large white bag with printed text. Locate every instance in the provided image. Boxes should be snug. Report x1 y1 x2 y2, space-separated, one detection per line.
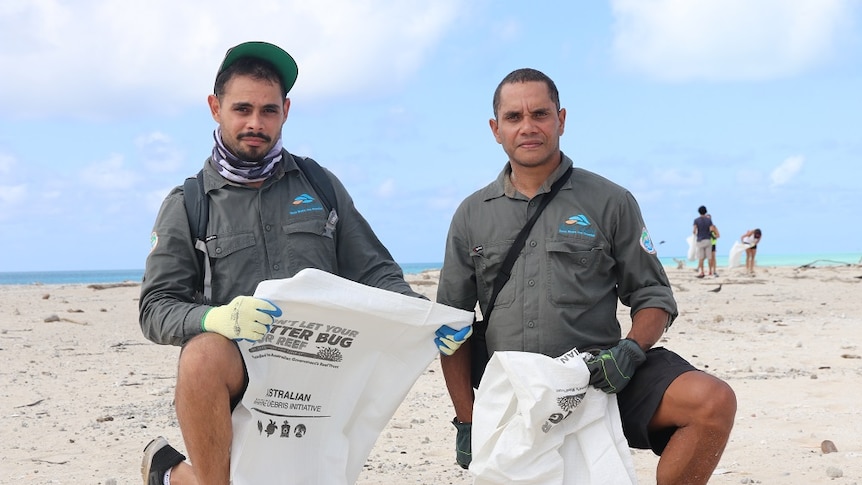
229 268 472 485
471 349 637 485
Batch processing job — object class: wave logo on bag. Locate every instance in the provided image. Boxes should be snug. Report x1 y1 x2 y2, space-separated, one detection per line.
248 319 360 367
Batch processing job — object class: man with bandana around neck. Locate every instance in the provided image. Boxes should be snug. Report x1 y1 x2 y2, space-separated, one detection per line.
138 41 471 485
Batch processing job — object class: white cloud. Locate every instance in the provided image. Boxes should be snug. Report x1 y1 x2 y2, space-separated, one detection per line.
375 178 397 198
770 154 804 187
493 17 523 42
630 188 667 205
0 0 462 119
611 0 857 81
427 195 459 211
146 186 175 213
734 168 765 186
0 153 14 174
654 168 703 186
0 184 27 204
43 189 63 200
0 154 26 209
136 131 184 173
83 154 139 190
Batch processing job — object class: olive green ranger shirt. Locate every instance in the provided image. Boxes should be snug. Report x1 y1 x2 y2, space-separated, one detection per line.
140 151 419 346
437 154 677 358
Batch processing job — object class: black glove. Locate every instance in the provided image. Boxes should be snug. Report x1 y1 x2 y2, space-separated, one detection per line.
585 338 646 394
451 417 472 469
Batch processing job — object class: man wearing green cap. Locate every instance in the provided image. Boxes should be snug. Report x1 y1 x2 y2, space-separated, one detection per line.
138 41 471 485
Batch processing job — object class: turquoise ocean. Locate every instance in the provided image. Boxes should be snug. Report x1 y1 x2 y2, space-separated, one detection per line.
663 252 860 271
1 254 858 286
0 262 444 286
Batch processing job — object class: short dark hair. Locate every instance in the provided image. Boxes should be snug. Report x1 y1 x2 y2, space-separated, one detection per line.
753 229 762 238
492 68 560 119
698 206 708 215
214 56 286 98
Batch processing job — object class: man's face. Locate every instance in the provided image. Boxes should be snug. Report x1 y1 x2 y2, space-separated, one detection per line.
208 74 290 161
489 81 565 170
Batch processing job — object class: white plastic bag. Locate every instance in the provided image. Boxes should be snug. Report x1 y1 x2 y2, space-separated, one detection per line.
686 234 696 262
471 349 637 485
728 240 746 268
229 268 472 485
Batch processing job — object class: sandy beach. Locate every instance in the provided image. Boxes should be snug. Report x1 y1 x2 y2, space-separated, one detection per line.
1 263 861 484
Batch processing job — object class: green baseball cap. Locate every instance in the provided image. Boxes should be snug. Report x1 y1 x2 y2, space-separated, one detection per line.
216 41 299 94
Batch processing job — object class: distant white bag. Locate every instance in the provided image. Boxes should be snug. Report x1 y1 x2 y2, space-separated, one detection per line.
686 234 696 262
229 268 473 485
728 240 746 268
471 349 637 485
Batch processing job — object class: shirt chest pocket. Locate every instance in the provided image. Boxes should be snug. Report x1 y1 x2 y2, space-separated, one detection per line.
470 241 517 310
207 232 256 256
282 218 336 272
206 232 262 300
545 240 608 306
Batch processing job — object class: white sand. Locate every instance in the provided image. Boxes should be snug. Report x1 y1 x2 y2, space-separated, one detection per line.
1 264 860 484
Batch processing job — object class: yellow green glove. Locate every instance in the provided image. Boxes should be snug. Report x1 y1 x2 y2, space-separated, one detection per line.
585 338 646 394
201 296 282 342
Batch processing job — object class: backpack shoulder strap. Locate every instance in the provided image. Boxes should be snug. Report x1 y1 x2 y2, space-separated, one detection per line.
295 156 339 237
183 170 208 247
295 156 337 214
183 169 211 299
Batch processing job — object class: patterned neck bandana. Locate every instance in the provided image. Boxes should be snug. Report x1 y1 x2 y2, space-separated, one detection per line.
210 128 283 184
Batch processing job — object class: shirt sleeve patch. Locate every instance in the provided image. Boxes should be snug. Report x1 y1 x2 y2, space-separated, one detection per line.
640 227 656 254
150 231 159 253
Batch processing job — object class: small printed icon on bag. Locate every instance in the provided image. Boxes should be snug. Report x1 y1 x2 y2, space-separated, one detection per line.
541 393 586 433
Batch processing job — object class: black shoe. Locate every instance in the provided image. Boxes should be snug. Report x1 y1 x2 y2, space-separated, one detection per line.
141 437 186 485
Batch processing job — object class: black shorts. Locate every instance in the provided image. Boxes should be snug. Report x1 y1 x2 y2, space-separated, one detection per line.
616 347 697 455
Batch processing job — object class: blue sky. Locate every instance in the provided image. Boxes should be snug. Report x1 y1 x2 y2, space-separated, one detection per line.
1 0 861 272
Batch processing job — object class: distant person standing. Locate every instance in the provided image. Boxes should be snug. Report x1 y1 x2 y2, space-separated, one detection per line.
692 206 717 278
741 228 762 276
708 216 720 278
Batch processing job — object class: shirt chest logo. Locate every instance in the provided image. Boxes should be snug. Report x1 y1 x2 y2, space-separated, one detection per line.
290 193 325 215
559 214 596 238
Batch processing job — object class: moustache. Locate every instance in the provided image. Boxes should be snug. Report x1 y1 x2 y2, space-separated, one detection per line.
238 132 272 142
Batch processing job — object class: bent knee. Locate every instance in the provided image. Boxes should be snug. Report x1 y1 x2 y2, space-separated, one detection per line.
179 333 243 378
657 372 736 429
695 376 737 428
